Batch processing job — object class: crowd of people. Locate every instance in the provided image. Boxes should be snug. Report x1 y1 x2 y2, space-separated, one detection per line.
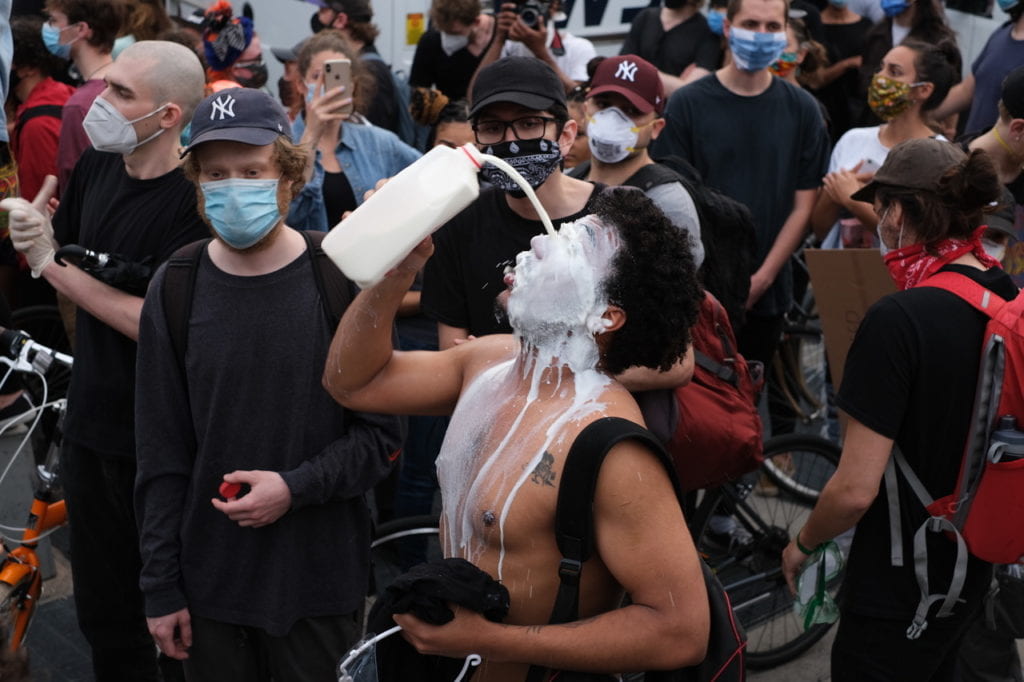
0 0 1023 680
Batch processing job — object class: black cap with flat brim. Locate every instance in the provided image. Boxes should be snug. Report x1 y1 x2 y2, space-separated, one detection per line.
469 57 566 118
181 87 291 157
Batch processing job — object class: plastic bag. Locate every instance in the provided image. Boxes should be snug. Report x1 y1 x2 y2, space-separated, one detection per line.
794 540 844 630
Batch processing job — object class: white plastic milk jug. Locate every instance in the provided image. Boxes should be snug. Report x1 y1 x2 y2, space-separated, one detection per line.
321 142 554 288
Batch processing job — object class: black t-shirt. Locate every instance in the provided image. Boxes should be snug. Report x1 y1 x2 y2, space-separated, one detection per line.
409 29 484 102
836 264 1017 619
816 18 873 140
652 74 830 315
323 170 357 226
620 8 722 76
53 149 209 456
421 184 602 337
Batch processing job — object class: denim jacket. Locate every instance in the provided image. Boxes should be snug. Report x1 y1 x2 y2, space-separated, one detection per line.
287 116 421 231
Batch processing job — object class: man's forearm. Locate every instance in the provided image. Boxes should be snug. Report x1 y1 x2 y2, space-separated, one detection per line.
470 603 706 673
323 269 415 402
42 261 144 340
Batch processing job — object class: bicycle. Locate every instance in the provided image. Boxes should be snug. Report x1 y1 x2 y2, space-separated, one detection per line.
368 432 842 670
0 328 73 652
690 433 841 669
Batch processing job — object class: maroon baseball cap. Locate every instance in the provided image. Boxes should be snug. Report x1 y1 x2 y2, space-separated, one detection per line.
587 55 665 115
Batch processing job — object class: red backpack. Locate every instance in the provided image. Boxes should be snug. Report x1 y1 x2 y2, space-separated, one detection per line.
886 270 1024 640
669 291 765 492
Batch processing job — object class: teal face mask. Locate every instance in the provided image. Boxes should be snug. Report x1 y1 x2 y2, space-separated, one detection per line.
41 22 77 59
201 178 282 250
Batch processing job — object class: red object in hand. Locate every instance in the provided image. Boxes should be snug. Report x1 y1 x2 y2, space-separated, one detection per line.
219 481 242 499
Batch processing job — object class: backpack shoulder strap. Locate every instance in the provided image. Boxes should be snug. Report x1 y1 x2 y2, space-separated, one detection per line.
15 104 63 140
300 229 354 329
625 162 684 193
919 270 1008 318
525 417 677 682
162 239 210 375
550 417 681 624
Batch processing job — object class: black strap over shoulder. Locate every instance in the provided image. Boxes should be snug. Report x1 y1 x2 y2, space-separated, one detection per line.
162 238 210 377
528 417 746 682
14 104 62 141
625 163 684 192
301 229 354 329
548 417 683 628
161 230 354 375
554 417 682 572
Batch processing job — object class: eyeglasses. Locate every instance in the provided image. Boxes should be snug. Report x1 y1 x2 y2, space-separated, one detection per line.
472 116 559 145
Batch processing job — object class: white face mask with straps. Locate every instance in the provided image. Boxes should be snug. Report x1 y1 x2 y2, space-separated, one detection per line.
440 31 470 56
83 96 168 155
876 206 904 257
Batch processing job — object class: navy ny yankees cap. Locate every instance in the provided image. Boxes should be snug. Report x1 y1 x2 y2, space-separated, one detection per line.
181 87 291 157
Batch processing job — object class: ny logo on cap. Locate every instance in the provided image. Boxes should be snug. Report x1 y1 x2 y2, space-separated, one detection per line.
210 94 236 120
615 60 638 82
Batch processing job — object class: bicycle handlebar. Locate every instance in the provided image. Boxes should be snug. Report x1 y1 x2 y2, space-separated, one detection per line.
0 327 73 373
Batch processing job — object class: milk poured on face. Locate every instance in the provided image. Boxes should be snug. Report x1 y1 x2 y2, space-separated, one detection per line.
436 217 622 576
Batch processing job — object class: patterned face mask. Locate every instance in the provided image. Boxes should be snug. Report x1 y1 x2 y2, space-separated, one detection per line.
480 138 563 198
867 74 926 121
769 51 799 78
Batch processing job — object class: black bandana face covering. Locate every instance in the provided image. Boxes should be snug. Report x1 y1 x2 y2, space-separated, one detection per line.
480 138 563 198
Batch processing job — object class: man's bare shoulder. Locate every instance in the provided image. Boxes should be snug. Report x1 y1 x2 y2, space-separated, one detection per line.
457 333 519 378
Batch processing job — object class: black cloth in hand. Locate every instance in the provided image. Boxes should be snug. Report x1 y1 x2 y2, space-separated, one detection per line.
363 558 510 682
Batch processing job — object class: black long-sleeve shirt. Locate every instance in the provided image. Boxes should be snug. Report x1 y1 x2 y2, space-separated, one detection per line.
135 247 403 635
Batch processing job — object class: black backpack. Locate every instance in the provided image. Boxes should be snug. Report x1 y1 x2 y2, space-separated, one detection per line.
161 230 354 372
525 417 746 682
635 158 757 332
570 159 757 331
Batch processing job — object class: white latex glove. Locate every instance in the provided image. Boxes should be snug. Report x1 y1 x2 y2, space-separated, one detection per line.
0 175 58 278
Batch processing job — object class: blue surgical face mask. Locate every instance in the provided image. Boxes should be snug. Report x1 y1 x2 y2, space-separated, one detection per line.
707 10 726 35
41 22 78 59
728 26 788 72
201 178 283 250
829 0 848 7
997 0 1019 11
881 0 910 16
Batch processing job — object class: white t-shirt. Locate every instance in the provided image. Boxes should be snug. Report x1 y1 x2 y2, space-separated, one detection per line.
891 22 911 46
821 126 890 248
501 26 597 82
821 127 947 248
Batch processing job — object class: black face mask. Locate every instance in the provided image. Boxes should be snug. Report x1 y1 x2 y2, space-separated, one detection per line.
480 138 562 198
664 0 688 8
311 12 326 33
234 62 269 89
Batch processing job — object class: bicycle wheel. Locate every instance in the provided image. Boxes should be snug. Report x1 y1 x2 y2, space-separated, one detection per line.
692 434 841 669
370 514 442 597
0 570 37 650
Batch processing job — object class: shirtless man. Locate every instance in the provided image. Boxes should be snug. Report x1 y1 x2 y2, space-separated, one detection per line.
323 188 709 680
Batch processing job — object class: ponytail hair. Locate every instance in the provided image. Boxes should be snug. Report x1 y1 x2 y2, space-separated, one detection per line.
902 39 959 113
876 149 1002 246
790 18 829 87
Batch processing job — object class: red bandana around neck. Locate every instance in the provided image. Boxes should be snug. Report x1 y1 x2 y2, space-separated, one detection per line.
883 226 1002 290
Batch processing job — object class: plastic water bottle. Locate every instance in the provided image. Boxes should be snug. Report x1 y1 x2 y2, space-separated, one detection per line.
321 143 554 289
988 416 1024 463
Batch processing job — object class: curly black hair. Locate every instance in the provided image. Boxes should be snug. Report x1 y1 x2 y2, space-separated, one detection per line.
596 187 702 375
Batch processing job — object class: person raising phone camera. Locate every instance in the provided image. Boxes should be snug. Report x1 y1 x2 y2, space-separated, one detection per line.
473 0 596 93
